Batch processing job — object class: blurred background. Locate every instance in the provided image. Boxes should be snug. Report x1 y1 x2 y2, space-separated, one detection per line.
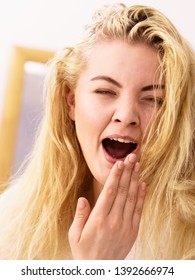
0 0 194 182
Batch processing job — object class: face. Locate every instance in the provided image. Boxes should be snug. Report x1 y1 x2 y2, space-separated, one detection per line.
67 40 164 192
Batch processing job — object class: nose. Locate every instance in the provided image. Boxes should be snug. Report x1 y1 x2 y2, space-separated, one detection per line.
112 96 140 126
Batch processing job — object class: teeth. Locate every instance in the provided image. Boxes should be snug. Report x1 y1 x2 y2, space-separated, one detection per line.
110 137 135 144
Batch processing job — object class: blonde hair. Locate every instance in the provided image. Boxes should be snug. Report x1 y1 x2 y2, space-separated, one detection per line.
0 4 194 259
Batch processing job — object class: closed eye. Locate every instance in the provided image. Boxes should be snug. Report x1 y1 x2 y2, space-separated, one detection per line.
94 89 116 95
143 96 164 106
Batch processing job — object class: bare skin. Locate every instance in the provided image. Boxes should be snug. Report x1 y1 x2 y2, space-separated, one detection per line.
68 153 146 259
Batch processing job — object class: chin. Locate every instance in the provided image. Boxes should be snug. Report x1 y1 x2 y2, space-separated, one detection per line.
92 170 109 190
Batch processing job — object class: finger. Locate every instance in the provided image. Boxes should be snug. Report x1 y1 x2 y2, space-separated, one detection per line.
109 153 137 218
132 182 147 230
92 161 124 217
68 197 91 244
123 162 140 221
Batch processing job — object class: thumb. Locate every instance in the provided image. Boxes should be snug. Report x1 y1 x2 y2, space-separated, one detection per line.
68 197 91 243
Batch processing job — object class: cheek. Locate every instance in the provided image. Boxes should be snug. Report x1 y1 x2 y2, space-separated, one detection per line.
75 94 109 129
75 99 99 128
140 109 156 133
74 98 105 148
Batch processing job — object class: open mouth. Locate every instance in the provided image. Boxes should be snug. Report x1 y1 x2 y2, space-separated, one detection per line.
102 137 137 160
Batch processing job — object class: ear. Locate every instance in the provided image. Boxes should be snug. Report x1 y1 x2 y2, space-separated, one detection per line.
66 89 75 120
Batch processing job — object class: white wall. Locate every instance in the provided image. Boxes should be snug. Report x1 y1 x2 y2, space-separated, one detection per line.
0 0 195 115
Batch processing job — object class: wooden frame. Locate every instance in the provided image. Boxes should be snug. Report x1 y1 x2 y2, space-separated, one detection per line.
0 46 54 185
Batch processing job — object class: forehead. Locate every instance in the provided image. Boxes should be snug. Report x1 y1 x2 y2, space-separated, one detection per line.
79 40 161 84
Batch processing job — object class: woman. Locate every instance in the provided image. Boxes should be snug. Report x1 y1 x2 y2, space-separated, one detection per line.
0 4 194 260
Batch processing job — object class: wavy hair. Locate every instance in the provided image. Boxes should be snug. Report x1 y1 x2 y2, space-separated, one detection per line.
0 4 194 259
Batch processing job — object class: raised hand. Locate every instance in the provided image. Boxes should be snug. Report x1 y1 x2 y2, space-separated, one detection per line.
68 153 146 259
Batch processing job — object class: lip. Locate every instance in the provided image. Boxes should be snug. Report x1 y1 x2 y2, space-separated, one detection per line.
101 134 139 164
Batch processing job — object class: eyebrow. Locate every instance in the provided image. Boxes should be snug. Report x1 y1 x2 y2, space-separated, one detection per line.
90 75 122 88
142 84 165 91
90 75 165 91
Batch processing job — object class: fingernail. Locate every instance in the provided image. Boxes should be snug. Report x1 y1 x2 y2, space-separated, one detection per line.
117 161 124 170
128 153 136 163
134 162 140 172
141 182 146 191
78 198 86 209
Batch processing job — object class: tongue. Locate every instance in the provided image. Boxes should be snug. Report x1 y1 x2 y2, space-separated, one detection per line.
103 139 132 159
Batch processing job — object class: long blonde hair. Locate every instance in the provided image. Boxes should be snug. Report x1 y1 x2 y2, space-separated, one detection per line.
0 4 194 259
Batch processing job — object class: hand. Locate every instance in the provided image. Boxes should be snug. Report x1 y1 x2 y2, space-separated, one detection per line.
68 154 147 259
